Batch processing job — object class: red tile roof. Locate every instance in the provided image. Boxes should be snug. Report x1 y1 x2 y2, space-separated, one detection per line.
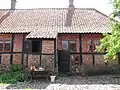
0 8 111 38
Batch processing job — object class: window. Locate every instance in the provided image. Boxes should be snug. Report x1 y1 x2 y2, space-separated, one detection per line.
69 41 76 52
0 41 11 52
4 41 11 51
32 41 40 52
62 41 69 51
87 40 100 52
62 40 76 52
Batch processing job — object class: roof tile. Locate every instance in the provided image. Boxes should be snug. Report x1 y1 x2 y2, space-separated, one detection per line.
0 8 111 38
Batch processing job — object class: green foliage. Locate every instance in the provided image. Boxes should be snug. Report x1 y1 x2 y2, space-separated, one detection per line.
111 0 120 10
110 0 120 18
11 64 22 72
97 0 120 60
0 71 25 84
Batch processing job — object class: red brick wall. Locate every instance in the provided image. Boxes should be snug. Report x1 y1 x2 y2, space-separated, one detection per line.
13 34 22 52
13 54 21 64
1 54 10 64
0 34 11 64
57 34 106 65
0 33 118 71
0 34 11 40
42 40 54 54
0 34 23 65
58 34 102 52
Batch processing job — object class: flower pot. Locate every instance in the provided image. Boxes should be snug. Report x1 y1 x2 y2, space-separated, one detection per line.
50 75 56 82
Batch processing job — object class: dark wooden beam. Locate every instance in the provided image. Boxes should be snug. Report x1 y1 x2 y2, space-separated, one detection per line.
10 34 14 64
39 40 42 66
54 39 56 68
118 53 120 65
21 34 24 66
0 54 1 64
79 34 82 65
92 54 95 65
26 53 28 67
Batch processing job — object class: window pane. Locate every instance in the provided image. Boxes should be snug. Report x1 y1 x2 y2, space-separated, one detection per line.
87 40 92 44
94 40 99 45
62 41 68 51
70 41 76 52
4 41 11 51
32 41 40 52
0 41 3 51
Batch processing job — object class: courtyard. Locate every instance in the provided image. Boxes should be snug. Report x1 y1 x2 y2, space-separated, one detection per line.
1 75 120 90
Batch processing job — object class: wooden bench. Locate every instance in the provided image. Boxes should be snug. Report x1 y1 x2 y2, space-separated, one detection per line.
30 70 53 81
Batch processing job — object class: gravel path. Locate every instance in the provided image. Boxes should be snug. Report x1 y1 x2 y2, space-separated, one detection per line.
1 75 120 90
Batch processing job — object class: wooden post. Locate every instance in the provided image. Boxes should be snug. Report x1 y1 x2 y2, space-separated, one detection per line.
21 34 24 66
79 34 82 65
54 39 56 68
118 53 120 65
40 39 42 66
92 54 95 65
0 54 1 64
10 34 14 64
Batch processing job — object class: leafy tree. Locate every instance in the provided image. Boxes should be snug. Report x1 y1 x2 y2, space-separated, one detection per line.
97 0 120 60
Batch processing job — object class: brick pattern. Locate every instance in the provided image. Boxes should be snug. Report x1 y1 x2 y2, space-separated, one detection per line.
1 54 10 64
27 54 54 71
13 54 21 64
70 54 80 73
41 55 54 71
28 54 40 66
95 55 105 65
42 40 54 54
0 34 11 40
13 34 22 52
82 55 92 65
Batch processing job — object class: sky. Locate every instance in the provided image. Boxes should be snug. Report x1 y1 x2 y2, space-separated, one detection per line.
0 0 113 15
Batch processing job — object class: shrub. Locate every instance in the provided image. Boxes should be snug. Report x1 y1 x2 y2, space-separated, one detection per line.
0 71 25 84
11 64 22 72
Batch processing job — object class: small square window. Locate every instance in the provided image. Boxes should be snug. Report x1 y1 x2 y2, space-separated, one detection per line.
0 41 3 51
69 41 76 52
87 40 99 52
62 41 69 51
4 41 11 51
0 41 11 52
32 41 40 52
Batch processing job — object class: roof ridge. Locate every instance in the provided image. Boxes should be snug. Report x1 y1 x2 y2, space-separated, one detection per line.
0 8 96 11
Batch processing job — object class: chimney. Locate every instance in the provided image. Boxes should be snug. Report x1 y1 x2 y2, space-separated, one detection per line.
69 0 74 7
11 0 16 10
65 0 75 27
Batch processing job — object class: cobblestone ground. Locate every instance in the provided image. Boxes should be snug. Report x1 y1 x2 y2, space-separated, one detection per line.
1 75 120 90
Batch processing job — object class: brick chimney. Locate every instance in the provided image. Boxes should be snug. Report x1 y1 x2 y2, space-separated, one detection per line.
69 0 74 7
65 0 75 27
11 0 16 10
